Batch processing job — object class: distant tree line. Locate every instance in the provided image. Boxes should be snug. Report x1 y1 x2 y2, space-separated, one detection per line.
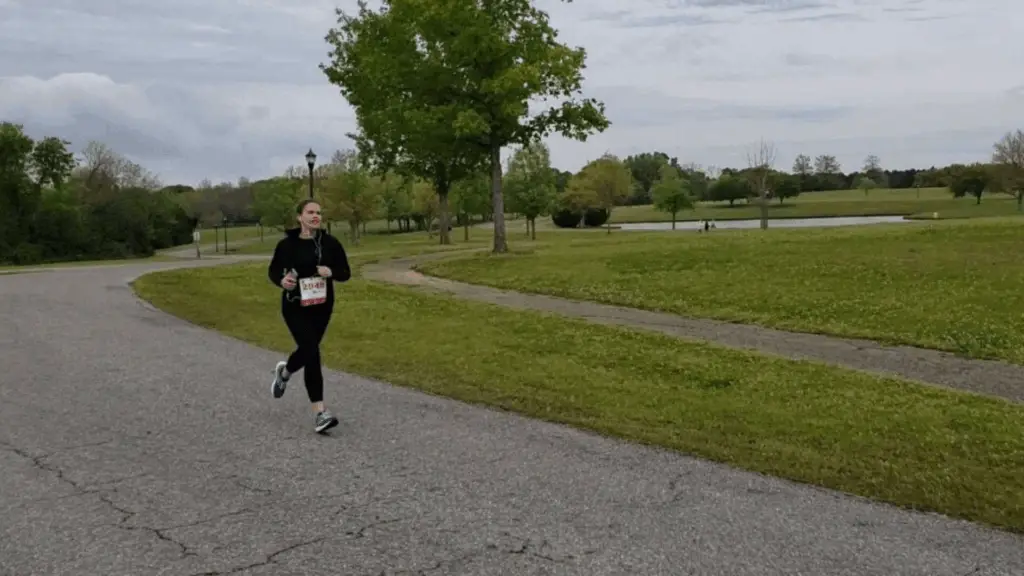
0 122 194 266
614 130 1024 210
6 112 1020 266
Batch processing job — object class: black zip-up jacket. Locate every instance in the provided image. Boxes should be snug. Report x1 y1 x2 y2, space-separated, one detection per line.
267 228 351 311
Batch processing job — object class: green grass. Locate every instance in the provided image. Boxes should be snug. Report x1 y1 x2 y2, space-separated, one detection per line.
612 188 1023 223
0 253 177 273
234 223 498 258
905 200 1024 220
196 224 263 244
133 258 1024 533
421 217 1024 364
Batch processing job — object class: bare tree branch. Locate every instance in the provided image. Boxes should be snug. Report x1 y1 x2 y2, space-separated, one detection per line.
746 138 776 230
992 128 1024 210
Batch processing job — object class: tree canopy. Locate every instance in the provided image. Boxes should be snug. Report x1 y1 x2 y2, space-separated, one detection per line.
321 0 608 252
651 164 693 228
505 142 557 240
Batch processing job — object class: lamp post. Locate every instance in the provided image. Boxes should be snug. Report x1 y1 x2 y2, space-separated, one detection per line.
305 148 316 199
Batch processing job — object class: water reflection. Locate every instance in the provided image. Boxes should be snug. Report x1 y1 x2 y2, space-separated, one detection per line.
617 215 913 231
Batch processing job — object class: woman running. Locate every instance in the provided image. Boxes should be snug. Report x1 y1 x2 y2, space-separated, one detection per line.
267 199 351 433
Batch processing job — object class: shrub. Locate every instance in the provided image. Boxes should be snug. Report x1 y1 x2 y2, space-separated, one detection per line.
584 208 609 227
551 209 582 228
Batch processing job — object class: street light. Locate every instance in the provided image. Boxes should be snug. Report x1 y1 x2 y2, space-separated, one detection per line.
305 148 316 199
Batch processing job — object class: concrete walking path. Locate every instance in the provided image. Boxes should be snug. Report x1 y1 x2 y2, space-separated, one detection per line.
1 256 1022 576
362 252 1024 404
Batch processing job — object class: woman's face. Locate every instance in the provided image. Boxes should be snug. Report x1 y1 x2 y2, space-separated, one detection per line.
298 202 321 229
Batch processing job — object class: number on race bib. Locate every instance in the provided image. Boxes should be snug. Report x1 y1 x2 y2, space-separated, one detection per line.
299 276 327 306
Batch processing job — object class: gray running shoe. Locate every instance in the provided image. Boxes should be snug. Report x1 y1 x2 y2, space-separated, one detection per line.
314 410 339 433
271 361 289 399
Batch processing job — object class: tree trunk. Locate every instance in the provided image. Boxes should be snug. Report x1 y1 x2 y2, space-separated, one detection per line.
529 217 536 240
606 209 612 234
759 189 768 230
437 188 452 245
1017 190 1023 211
463 216 469 241
490 144 508 253
362 221 367 235
671 213 676 230
349 220 359 246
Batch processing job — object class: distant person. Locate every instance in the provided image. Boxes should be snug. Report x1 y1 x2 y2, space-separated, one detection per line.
267 199 352 434
704 220 710 232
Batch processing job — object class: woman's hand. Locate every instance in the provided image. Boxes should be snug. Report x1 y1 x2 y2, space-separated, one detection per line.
317 266 332 278
281 271 297 290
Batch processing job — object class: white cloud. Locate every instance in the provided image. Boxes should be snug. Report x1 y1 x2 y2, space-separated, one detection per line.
0 0 1022 184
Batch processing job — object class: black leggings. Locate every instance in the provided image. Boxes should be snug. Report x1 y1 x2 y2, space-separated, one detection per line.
282 306 332 403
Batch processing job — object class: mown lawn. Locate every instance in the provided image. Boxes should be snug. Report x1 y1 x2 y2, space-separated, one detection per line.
232 226 492 260
422 218 1024 364
133 258 1024 533
611 188 1022 223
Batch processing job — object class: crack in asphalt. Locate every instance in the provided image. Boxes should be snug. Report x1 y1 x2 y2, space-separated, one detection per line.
345 515 413 539
502 535 571 564
230 476 273 495
0 439 250 561
97 491 198 559
366 531 585 575
1 441 90 492
4 437 582 574
187 536 328 575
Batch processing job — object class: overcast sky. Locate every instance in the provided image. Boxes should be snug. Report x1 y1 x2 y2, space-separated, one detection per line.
1 0 1021 186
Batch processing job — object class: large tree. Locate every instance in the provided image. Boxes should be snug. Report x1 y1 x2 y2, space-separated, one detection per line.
862 154 885 187
708 173 751 206
30 136 77 190
576 154 631 234
624 152 674 205
449 170 490 241
321 1 484 246
252 177 304 231
505 142 557 240
320 149 381 245
322 0 609 253
651 163 693 229
948 163 991 205
378 171 413 232
813 153 842 189
771 172 801 203
411 179 440 236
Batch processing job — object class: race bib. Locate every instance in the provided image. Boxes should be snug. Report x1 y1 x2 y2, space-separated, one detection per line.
298 276 327 307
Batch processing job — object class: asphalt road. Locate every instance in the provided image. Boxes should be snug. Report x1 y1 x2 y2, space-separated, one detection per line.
2 259 1023 576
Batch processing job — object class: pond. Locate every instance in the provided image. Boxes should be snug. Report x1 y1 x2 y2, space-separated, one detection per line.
616 215 914 231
